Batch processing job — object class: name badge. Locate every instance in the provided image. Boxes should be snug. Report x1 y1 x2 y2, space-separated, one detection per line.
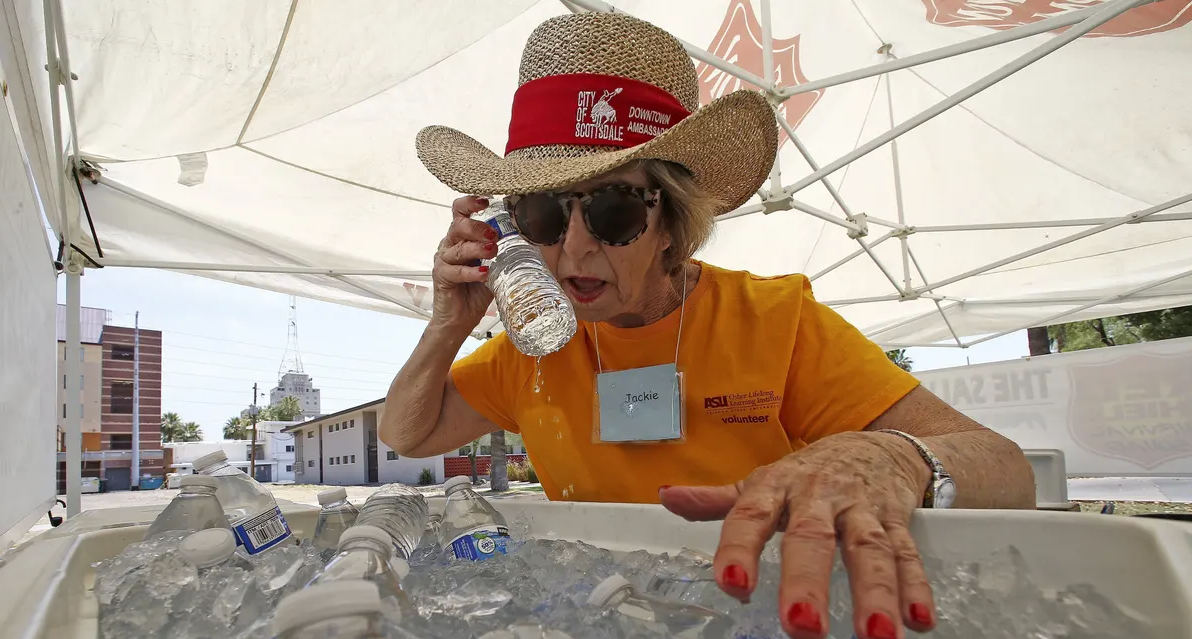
594 363 684 443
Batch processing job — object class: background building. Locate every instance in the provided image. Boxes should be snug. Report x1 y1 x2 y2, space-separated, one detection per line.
287 399 444 486
165 420 298 483
55 305 164 493
269 372 321 420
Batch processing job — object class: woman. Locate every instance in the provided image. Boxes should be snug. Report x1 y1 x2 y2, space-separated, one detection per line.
382 11 1035 639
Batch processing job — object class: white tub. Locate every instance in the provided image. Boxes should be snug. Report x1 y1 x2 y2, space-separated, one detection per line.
2 502 1190 639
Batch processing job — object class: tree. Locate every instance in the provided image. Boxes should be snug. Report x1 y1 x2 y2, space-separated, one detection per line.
1027 326 1051 356
161 412 203 443
885 349 913 372
467 437 480 483
1044 305 1192 353
224 416 250 440
490 430 508 492
264 395 304 421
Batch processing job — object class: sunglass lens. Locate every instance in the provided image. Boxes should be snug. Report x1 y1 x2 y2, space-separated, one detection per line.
587 190 649 245
514 193 566 245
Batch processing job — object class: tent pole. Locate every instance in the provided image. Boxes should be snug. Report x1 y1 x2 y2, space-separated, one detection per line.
41 0 67 236
48 0 80 159
777 1 1156 100
782 0 1148 198
64 252 83 517
914 192 1192 294
760 0 782 193
865 301 964 340
907 247 964 346
884 68 912 295
97 258 432 279
775 109 864 224
809 230 897 281
914 211 1192 232
856 240 903 293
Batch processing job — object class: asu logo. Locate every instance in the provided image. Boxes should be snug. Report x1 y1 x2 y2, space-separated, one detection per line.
1068 352 1192 470
697 0 824 147
921 0 1192 38
704 395 730 409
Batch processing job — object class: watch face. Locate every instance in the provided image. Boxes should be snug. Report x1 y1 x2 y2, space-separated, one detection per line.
934 478 957 509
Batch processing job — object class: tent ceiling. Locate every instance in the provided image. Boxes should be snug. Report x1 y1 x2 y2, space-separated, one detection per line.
11 0 1192 345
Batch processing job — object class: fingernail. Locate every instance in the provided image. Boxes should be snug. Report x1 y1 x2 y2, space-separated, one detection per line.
485 242 497 252
476 197 490 206
866 612 898 639
785 602 823 634
485 228 497 240
478 265 489 274
722 564 749 590
910 602 933 626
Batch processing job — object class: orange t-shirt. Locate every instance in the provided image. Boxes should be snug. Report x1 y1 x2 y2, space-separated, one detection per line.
450 262 919 503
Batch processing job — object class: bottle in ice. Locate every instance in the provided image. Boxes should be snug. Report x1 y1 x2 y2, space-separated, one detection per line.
440 475 510 561
177 528 251 573
420 513 443 550
273 580 388 639
475 200 577 357
312 487 359 552
192 450 292 555
587 573 735 639
143 474 232 541
355 483 428 560
307 524 411 621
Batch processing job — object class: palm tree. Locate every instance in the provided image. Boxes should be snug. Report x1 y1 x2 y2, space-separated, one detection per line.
268 395 304 421
163 412 203 442
224 416 250 440
885 349 913 372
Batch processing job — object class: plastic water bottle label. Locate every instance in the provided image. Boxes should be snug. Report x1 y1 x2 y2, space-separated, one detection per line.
233 505 292 554
448 524 510 561
484 212 518 241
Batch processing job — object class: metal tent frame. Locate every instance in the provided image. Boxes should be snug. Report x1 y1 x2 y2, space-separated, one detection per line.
27 0 1188 515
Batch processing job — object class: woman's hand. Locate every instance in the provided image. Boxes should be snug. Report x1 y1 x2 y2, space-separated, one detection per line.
659 431 936 639
432 196 498 333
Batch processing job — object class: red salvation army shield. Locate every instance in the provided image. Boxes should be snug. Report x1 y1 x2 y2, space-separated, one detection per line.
1067 352 1192 470
696 0 824 147
921 0 1192 38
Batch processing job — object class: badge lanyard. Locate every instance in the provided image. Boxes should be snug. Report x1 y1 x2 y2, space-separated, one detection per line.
591 265 688 443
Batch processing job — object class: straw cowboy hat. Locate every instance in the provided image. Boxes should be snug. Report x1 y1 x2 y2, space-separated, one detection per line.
416 12 778 215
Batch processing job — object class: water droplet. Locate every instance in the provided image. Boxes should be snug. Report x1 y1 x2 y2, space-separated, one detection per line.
556 432 563 439
532 356 544 393
622 401 636 416
552 416 560 424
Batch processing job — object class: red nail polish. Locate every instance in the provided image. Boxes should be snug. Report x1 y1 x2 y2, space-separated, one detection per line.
484 228 497 240
785 602 823 634
910 602 933 626
478 265 489 274
722 564 749 590
485 242 497 252
867 612 898 639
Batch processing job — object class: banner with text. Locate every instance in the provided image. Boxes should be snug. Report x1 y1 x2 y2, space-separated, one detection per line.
914 337 1192 476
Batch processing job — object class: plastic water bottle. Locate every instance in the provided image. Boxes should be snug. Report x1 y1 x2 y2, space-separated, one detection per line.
177 528 251 574
273 580 387 639
439 475 510 561
312 487 359 551
587 573 735 638
193 450 292 555
355 484 428 559
476 201 577 356
143 474 232 540
308 525 411 622
420 513 443 549
644 548 718 603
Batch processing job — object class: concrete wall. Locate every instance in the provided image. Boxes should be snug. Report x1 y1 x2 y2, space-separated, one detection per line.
294 426 322 484
378 439 444 485
56 342 103 433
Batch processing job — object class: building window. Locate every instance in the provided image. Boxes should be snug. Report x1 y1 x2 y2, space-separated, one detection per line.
327 425 332 434
350 455 356 464
329 457 335 466
285 465 293 472
111 345 135 361
459 445 471 456
350 419 355 428
480 445 491 455
109 434 133 450
110 381 134 414
62 404 66 418
308 460 315 467
307 431 314 439
285 445 294 452
387 451 398 461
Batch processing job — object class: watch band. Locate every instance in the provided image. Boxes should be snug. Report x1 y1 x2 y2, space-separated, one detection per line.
877 429 955 509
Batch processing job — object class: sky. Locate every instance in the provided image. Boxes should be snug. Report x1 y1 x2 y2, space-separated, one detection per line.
57 268 1027 441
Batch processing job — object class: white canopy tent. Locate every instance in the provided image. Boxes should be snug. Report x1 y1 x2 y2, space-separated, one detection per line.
1 0 1190 520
